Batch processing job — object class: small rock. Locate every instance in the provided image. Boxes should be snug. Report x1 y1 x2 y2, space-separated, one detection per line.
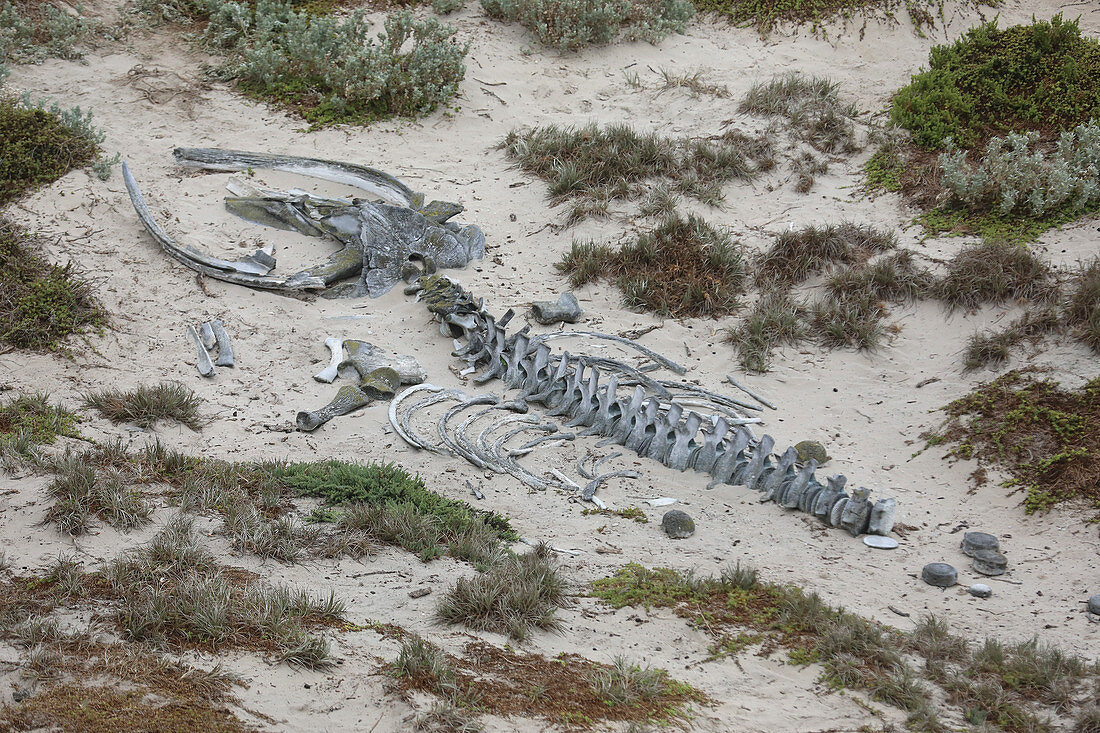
11 689 30 703
961 531 999 557
970 549 1007 576
661 510 694 539
1088 594 1100 615
408 587 432 599
794 440 830 465
969 584 992 599
921 562 957 588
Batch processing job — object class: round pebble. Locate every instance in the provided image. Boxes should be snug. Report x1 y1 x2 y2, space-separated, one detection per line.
969 584 992 599
1088 594 1100 615
661 510 695 539
863 535 899 550
921 562 958 588
961 531 999 557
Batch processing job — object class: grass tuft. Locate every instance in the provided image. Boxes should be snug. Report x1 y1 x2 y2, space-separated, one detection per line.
727 290 807 373
755 222 896 288
436 543 567 641
1064 258 1100 353
557 213 747 317
935 242 1055 311
481 0 693 50
83 382 204 430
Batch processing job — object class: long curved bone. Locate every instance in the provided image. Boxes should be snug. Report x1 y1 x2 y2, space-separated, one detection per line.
531 332 686 375
173 148 418 208
439 395 499 461
124 163 321 291
390 384 443 449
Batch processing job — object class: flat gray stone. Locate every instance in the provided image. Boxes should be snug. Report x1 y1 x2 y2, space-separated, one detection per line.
863 535 899 550
661 510 695 539
921 562 957 588
971 549 1007 576
969 584 992 599
961 531 999 557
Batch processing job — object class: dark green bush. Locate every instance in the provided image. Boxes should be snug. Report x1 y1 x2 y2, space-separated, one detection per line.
0 97 99 205
890 14 1100 149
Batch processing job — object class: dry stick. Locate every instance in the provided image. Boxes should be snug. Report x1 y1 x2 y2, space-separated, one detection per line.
726 374 776 410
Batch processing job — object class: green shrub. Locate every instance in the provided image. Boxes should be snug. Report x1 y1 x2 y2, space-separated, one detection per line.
481 0 692 50
0 218 107 351
938 123 1100 218
195 1 467 126
890 15 1100 150
432 0 465 13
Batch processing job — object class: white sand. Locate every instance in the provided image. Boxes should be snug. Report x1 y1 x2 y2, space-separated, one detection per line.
2 0 1098 729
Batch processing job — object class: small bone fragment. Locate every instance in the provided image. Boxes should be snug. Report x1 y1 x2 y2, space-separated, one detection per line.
187 326 215 377
643 497 677 507
530 292 583 324
338 340 426 385
210 319 234 367
314 337 344 383
199 322 217 351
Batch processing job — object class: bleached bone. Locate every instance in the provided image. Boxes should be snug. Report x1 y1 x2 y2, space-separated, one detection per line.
210 319 234 367
199 322 217 351
313 337 344 383
530 291 583 325
338 340 425 385
186 326 215 377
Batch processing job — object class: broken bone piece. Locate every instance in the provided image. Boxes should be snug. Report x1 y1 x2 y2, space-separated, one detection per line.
530 292 583 325
296 368 400 432
863 535 898 550
969 584 992 599
199 322 217 351
970 549 1007 576
186 326 215 377
313 337 344 383
297 385 372 432
210 319 234 367
960 531 999 557
338 340 426 385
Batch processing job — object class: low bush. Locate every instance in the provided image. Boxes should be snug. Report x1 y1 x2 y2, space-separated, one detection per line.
890 15 1100 150
481 0 693 50
938 123 1100 219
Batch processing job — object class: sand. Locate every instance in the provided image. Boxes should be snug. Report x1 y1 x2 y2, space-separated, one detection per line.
2 0 1098 729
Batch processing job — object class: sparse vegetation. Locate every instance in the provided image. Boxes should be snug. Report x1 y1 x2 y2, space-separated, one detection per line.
591 562 1097 730
1064 258 1100 352
0 392 79 445
935 369 1100 513
962 309 1059 371
934 242 1054 311
0 219 107 351
692 0 979 35
559 214 747 317
755 222 896 287
740 72 859 154
436 542 567 641
44 457 151 534
728 290 807 373
395 638 704 728
480 0 693 50
0 0 99 65
83 383 204 430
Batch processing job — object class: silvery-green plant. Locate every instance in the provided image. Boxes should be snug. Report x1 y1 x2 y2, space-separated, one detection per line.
0 1 97 63
480 0 692 51
938 121 1100 218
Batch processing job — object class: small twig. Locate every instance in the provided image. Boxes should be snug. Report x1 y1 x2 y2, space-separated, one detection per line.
473 77 506 86
887 605 910 618
915 377 941 388
366 712 385 733
985 576 1024 585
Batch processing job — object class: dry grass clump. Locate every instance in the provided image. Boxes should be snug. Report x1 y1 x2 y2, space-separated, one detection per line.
0 392 80 446
755 222 896 287
558 214 747 317
658 68 729 98
739 72 859 154
935 242 1055 311
503 122 771 218
435 543 567 641
481 0 693 51
935 369 1100 514
82 382 204 430
43 458 151 535
105 517 343 667
1064 258 1100 352
809 292 886 351
962 309 1060 371
825 250 933 303
727 290 807 373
